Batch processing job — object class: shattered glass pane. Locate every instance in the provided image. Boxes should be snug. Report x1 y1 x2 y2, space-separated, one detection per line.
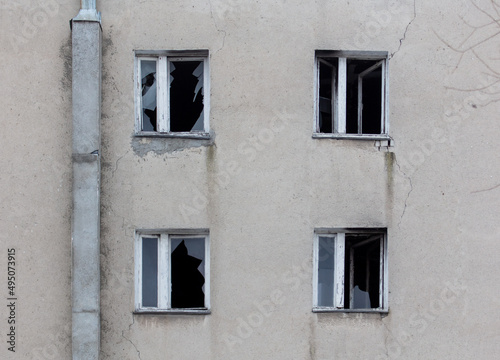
169 61 204 132
171 237 205 308
352 285 371 308
141 60 157 131
318 236 335 307
142 237 158 307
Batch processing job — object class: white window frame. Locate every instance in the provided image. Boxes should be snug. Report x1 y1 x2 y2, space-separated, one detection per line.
135 229 210 314
134 50 210 139
313 50 390 140
313 228 388 313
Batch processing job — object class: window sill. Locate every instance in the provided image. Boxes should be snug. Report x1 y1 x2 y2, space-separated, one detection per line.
134 131 211 140
312 133 391 141
313 307 388 314
134 308 211 315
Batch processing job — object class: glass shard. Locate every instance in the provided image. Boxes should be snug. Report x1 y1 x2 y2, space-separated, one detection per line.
141 60 157 131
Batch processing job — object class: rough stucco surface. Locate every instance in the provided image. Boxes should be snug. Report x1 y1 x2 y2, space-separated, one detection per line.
2 0 500 359
0 1 77 359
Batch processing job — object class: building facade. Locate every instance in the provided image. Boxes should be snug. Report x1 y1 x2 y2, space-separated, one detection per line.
1 0 500 359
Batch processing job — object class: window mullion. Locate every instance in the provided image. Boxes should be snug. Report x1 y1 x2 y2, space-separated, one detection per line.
204 235 210 309
380 235 387 309
381 60 387 134
203 59 209 133
349 245 355 309
316 58 321 132
135 235 142 310
357 74 363 134
158 234 169 309
312 234 319 307
135 58 142 133
334 233 345 308
157 56 168 132
332 64 337 133
337 58 347 134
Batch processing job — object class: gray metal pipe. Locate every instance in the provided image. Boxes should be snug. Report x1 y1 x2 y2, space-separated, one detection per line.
81 0 97 9
73 0 100 22
71 0 102 358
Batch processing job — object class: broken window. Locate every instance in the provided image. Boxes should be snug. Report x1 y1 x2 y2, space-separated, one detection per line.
315 51 388 138
314 229 387 312
135 230 210 313
136 51 209 136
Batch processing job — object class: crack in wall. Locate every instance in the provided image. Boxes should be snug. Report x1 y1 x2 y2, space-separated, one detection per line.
121 316 142 359
208 0 227 54
471 183 500 194
394 156 414 229
381 320 391 359
308 319 316 360
390 0 417 59
111 149 130 179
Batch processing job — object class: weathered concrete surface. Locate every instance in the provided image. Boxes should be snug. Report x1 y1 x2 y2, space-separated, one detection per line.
0 1 77 359
99 1 500 359
1 0 500 359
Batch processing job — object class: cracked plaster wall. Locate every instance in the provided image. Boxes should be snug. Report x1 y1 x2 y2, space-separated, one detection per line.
0 1 78 359
98 0 500 359
2 0 499 359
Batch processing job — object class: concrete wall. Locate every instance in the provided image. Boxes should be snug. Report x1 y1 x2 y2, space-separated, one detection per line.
2 0 500 359
99 0 500 359
0 1 77 358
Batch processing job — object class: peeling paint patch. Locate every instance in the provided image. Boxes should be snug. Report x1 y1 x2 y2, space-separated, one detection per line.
131 135 215 156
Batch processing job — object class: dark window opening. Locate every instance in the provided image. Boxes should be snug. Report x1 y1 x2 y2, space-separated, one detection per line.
169 61 204 132
142 237 158 307
346 60 382 135
171 238 205 309
344 234 382 309
318 59 337 133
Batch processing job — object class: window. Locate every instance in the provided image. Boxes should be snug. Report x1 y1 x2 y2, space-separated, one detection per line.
135 229 210 313
313 228 388 312
135 50 210 137
314 51 389 139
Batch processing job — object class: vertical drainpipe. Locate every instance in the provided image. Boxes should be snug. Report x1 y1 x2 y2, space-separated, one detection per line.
70 1 102 359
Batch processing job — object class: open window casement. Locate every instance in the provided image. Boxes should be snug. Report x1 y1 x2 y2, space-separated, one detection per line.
357 60 385 135
135 50 210 138
313 229 388 312
315 51 389 140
